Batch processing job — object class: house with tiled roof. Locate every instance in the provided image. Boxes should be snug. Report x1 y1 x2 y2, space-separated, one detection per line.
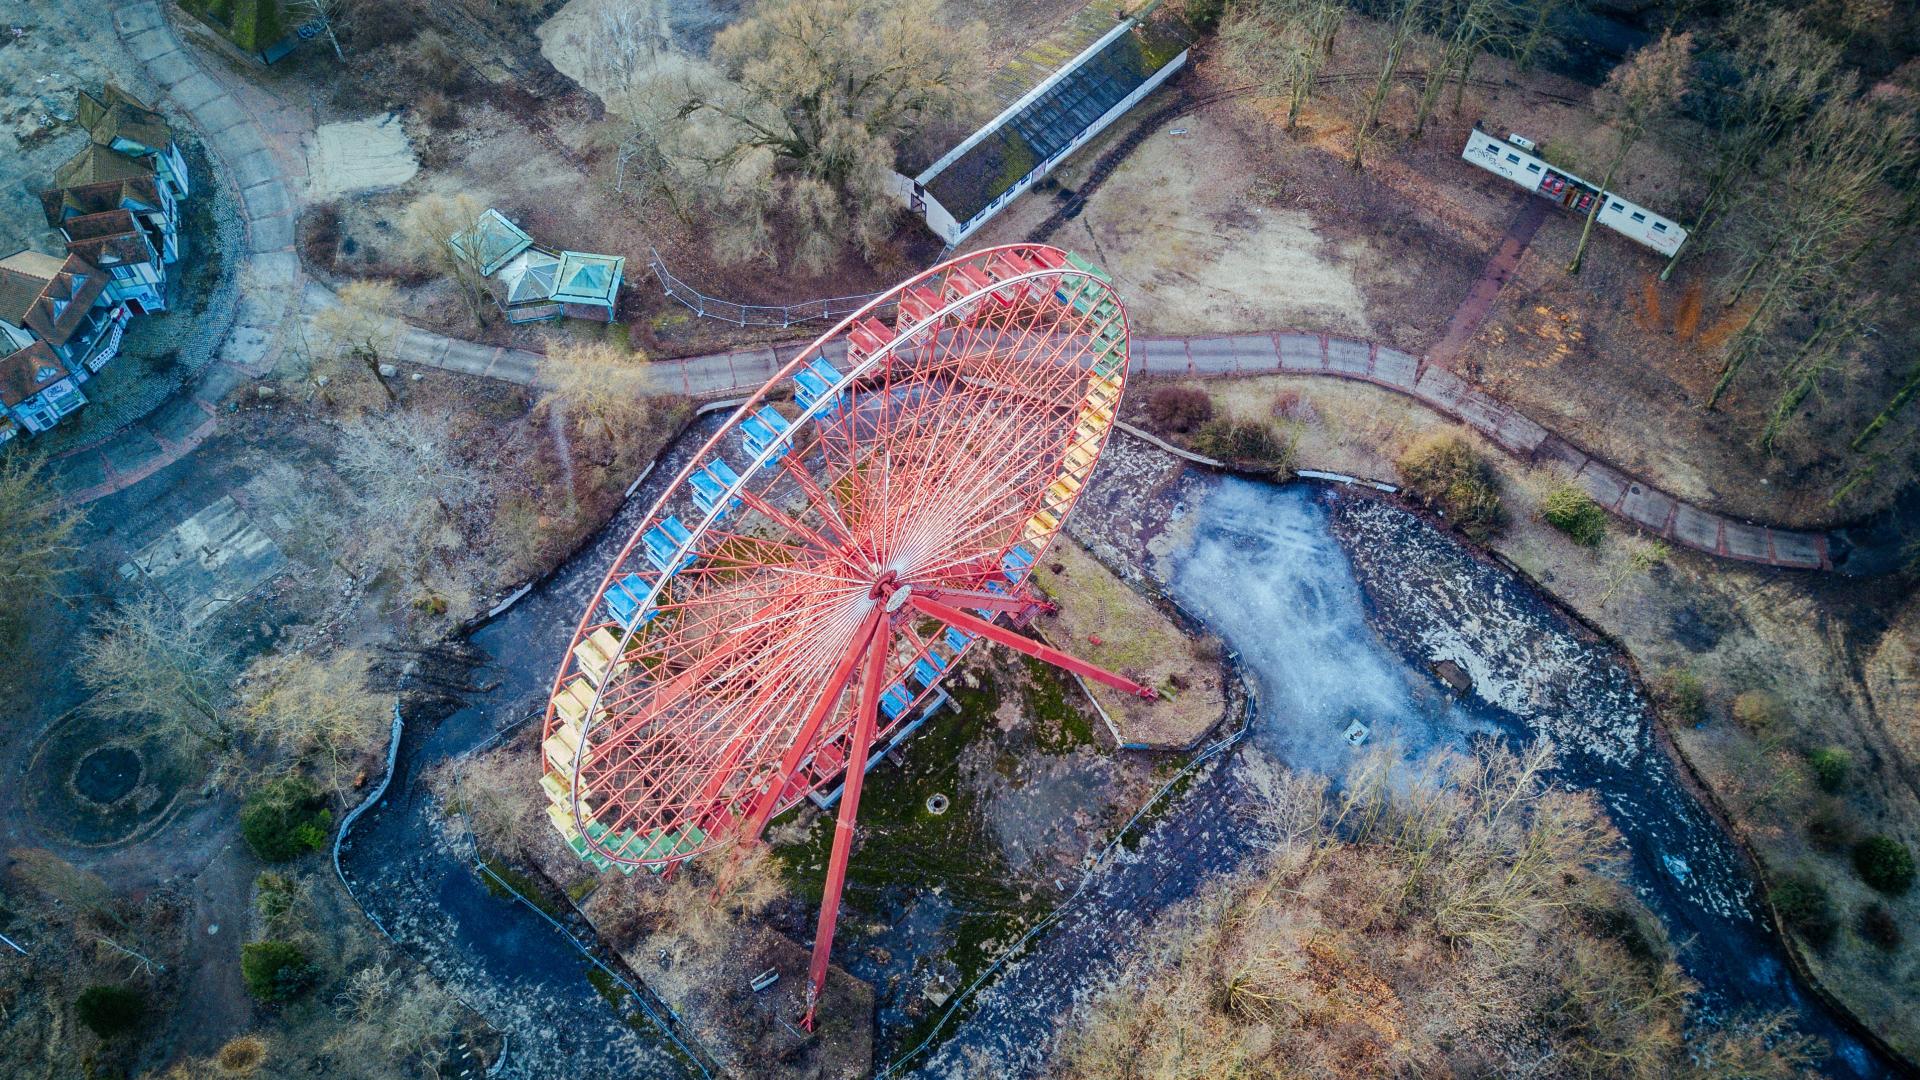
77 84 190 202
0 250 130 439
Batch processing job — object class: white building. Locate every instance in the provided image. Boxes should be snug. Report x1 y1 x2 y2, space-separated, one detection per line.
1461 128 1687 257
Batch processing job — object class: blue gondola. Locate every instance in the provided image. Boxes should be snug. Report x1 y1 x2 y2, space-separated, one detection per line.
793 358 848 415
880 684 913 720
603 572 659 628
741 406 793 463
911 655 946 689
688 460 743 519
1002 543 1036 582
642 515 697 573
943 626 973 653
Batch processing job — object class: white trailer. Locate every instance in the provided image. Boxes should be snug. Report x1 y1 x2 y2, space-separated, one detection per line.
1461 128 1687 257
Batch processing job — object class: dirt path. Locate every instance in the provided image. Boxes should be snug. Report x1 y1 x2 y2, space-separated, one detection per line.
1428 197 1548 369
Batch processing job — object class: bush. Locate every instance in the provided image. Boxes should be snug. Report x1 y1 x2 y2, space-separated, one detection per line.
74 985 145 1037
239 776 333 863
1806 804 1857 854
1731 690 1784 736
1143 386 1214 433
1770 872 1837 947
1656 668 1706 724
1191 419 1297 476
1852 836 1916 895
1859 902 1903 951
1807 747 1850 793
1541 482 1607 546
1397 432 1506 540
241 940 316 1002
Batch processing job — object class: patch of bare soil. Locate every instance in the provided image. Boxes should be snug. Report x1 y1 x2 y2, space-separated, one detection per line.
1032 535 1226 749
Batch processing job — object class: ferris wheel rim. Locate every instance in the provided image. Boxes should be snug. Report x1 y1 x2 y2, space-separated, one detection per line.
545 244 1132 865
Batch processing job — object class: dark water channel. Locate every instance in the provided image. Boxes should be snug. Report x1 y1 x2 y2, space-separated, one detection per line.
340 417 1893 1079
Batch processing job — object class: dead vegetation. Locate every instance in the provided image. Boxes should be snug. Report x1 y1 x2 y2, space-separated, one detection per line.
1052 742 1823 1079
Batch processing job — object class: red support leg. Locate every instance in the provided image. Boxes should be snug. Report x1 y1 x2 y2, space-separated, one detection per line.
802 620 891 1030
916 585 1048 616
908 595 1159 700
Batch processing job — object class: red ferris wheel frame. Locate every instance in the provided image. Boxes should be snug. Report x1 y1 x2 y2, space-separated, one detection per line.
535 243 1151 1027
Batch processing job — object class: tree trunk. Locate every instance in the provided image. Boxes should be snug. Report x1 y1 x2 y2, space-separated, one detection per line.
1852 360 1920 450
1567 145 1629 275
1351 27 1410 170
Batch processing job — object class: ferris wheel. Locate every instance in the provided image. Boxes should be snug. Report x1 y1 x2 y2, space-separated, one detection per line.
537 243 1153 1026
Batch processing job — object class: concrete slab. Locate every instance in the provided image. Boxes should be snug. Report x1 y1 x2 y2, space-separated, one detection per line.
241 181 291 222
121 28 174 63
249 250 300 291
1326 338 1371 376
1618 483 1677 532
1276 333 1322 371
1492 411 1549 455
1185 337 1241 374
304 113 419 198
1414 366 1467 409
1140 338 1188 374
193 362 251 404
150 395 214 443
102 428 163 475
122 496 287 625
230 149 278 191
1723 523 1771 561
728 347 779 388
1372 347 1418 388
1671 504 1722 553
114 2 166 34
53 453 112 493
146 49 199 89
193 95 249 136
1225 335 1279 370
1533 434 1588 470
438 339 497 375
490 352 538 384
168 72 224 114
1575 463 1631 508
248 212 296 254
1771 531 1826 569
1452 390 1507 436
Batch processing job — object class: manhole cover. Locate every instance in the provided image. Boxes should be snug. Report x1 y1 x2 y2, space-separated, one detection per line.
925 794 950 816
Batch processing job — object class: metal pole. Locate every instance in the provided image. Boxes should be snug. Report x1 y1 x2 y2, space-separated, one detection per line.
802 620 889 1030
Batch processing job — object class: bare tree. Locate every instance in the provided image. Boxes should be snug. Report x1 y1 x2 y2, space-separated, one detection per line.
1567 31 1693 274
0 453 82 639
1413 0 1526 135
238 650 391 792
400 192 490 329
79 594 238 749
1350 0 1432 170
307 280 403 407
1662 9 1842 279
334 405 486 579
652 0 989 271
1222 0 1344 132
538 340 658 451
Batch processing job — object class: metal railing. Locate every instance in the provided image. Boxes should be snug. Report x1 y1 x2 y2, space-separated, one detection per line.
647 248 894 328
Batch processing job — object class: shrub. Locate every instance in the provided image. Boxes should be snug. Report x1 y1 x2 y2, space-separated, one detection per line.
1270 389 1311 421
1541 482 1607 545
1192 419 1297 477
1806 804 1857 854
1858 903 1903 951
74 985 145 1037
1770 872 1837 947
1656 668 1705 724
1397 432 1506 540
239 776 333 863
1143 386 1214 433
1731 691 1784 736
1852 836 1916 895
241 940 316 1002
1807 747 1849 793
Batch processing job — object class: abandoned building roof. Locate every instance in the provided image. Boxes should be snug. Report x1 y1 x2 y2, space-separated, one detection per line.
40 176 164 226
62 211 152 268
0 342 70 407
920 20 1187 226
54 144 156 190
79 84 173 153
451 209 535 278
552 251 625 306
0 251 110 346
498 247 562 306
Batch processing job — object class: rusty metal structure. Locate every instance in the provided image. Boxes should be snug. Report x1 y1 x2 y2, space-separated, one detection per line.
537 243 1148 1026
